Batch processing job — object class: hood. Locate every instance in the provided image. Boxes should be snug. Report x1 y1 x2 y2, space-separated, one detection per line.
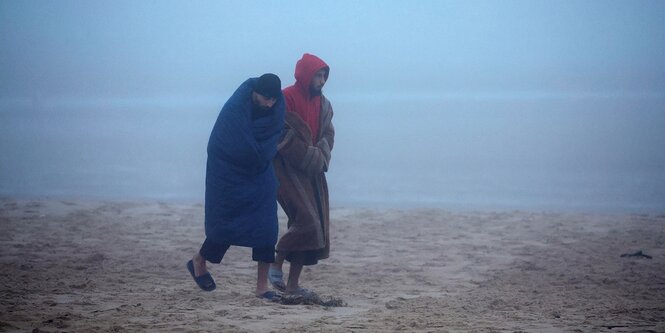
294 53 329 96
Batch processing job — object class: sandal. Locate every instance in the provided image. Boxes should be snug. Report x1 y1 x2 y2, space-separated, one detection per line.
268 267 286 292
187 260 216 292
256 290 282 302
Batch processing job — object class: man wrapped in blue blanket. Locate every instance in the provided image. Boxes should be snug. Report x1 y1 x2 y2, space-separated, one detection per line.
187 73 285 301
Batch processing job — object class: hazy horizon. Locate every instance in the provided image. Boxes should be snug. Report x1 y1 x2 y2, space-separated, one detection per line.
2 1 665 212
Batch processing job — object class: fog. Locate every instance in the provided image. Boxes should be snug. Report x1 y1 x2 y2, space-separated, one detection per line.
1 1 665 212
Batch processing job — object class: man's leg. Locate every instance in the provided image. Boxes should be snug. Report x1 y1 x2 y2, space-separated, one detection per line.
194 238 230 276
285 251 318 295
253 247 276 296
187 239 229 291
286 262 303 293
268 251 287 291
192 252 207 277
256 261 270 296
270 252 286 273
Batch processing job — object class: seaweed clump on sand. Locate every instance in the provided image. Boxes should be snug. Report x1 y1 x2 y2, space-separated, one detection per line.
278 293 346 307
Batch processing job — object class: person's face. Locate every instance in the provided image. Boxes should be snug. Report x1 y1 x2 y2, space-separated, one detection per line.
252 92 277 111
309 68 327 96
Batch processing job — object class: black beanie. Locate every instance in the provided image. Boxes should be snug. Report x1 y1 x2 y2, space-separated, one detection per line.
254 73 281 99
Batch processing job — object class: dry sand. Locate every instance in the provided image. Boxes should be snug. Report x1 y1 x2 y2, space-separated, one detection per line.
1 198 664 332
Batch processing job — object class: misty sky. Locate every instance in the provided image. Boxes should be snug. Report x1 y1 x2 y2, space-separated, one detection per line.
2 0 665 106
2 1 665 212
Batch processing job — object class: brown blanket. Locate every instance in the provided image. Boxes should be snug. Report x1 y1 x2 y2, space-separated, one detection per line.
274 96 334 259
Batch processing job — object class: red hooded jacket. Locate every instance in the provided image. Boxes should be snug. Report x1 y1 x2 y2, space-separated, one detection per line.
282 53 330 140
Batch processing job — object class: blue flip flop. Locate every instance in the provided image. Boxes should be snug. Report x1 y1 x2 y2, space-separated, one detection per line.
268 267 286 292
187 260 216 292
256 290 282 302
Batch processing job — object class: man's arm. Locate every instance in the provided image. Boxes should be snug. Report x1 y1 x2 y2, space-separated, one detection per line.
315 98 335 172
278 118 328 176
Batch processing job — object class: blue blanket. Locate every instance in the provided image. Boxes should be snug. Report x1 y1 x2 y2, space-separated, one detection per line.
204 78 285 248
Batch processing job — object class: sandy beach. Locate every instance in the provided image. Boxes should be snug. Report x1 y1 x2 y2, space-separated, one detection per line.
1 198 663 332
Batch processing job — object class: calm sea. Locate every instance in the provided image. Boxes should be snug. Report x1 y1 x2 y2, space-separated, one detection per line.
1 93 664 213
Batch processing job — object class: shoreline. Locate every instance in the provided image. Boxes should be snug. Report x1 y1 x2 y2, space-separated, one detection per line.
3 195 662 216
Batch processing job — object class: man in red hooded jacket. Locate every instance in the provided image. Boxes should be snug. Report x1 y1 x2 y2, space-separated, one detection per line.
269 53 335 296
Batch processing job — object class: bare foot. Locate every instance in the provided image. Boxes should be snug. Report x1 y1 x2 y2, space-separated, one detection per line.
255 288 269 297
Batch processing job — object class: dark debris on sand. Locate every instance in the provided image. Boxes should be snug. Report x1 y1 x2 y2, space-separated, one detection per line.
620 250 653 259
278 293 346 307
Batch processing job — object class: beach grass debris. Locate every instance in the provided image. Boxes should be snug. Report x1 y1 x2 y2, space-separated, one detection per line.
620 250 653 259
278 293 346 307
